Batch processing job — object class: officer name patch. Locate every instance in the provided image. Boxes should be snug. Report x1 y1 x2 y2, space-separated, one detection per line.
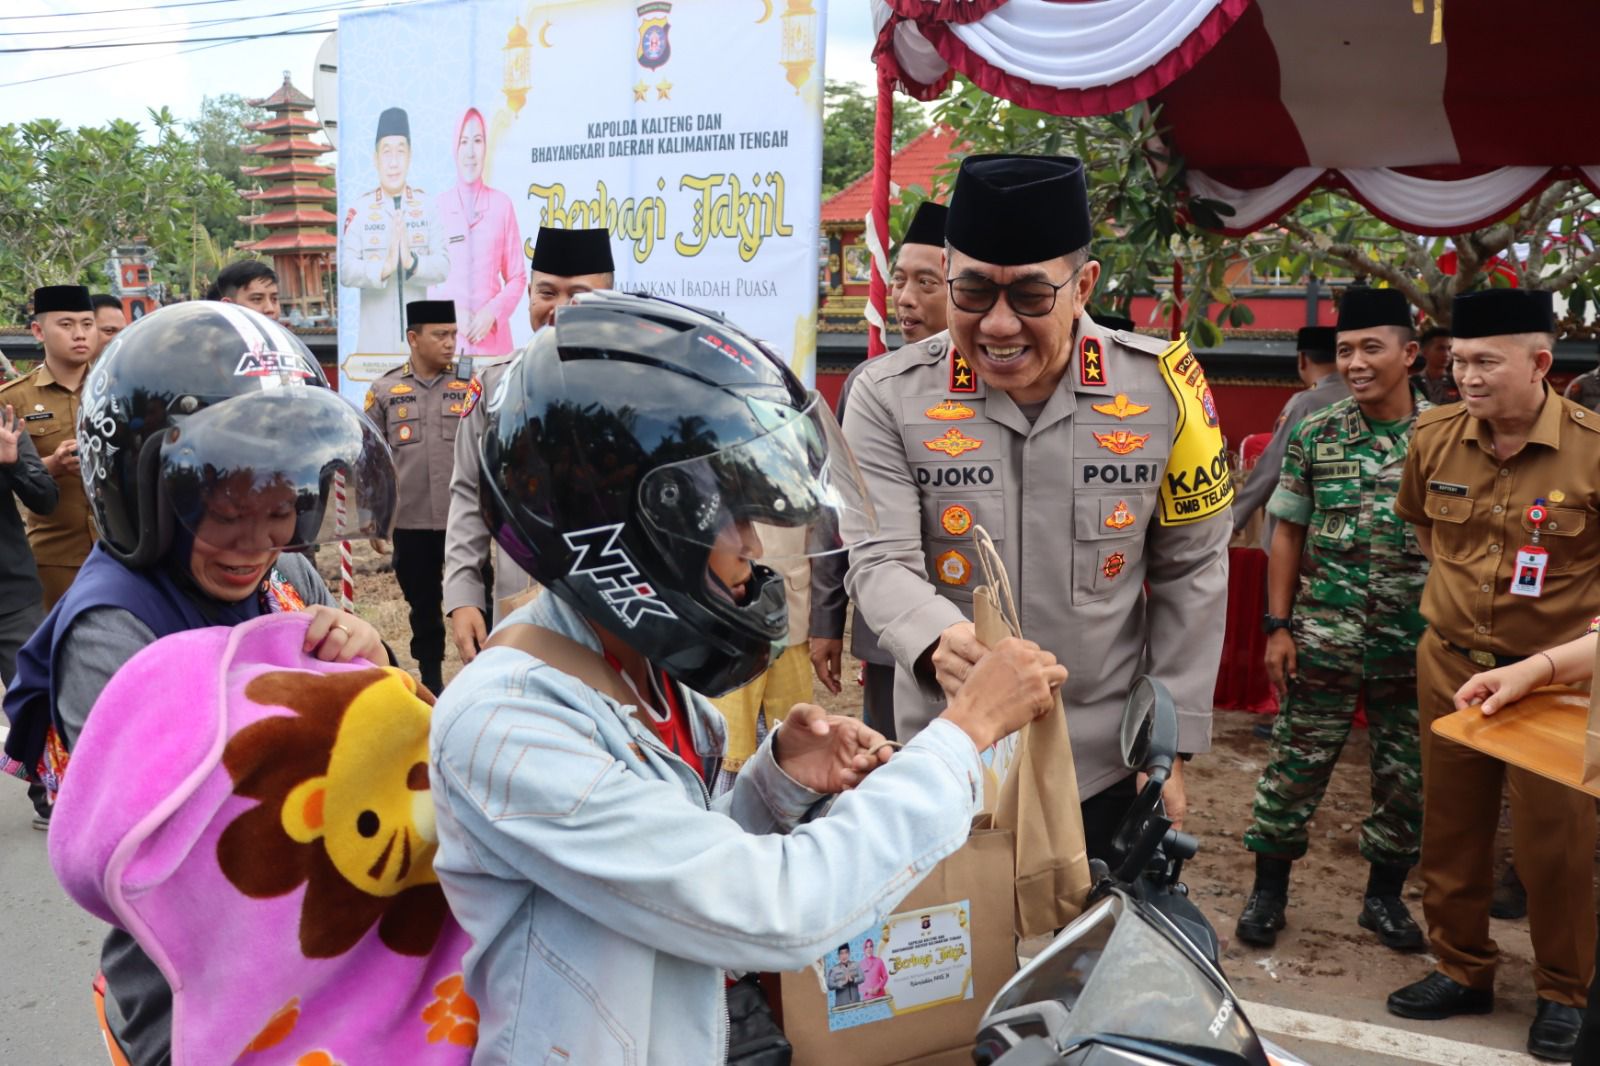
1090 393 1150 420
1093 430 1150 456
1312 461 1361 480
1105 500 1136 531
935 549 972 586
1427 480 1469 497
923 428 983 457
1079 337 1106 387
917 464 995 488
940 505 973 536
22 411 53 421
925 400 975 421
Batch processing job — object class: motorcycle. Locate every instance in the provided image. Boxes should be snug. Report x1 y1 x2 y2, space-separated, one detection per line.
972 677 1309 1066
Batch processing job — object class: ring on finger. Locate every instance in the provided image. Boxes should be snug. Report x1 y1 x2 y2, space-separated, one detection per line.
332 623 352 636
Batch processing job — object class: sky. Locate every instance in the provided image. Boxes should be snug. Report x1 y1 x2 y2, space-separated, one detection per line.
0 0 880 134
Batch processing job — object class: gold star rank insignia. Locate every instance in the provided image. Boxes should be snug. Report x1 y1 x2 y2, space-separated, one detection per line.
1079 336 1106 387
634 81 649 101
656 79 673 99
949 348 976 393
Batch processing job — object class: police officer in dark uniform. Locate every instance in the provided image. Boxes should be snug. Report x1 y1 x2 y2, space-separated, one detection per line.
364 299 470 692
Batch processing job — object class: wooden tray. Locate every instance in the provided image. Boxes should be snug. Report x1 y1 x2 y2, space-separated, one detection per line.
1431 686 1600 798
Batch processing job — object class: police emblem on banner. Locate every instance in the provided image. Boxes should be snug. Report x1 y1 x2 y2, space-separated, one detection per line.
636 1 672 70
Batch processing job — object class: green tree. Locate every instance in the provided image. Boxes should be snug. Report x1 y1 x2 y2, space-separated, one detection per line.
187 93 265 258
822 81 928 198
928 76 1600 342
0 110 240 318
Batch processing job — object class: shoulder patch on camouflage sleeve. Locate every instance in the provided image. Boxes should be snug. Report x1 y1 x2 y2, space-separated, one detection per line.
1155 336 1233 526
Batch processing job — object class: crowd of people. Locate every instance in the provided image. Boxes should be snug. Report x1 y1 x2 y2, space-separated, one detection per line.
2 148 1598 1065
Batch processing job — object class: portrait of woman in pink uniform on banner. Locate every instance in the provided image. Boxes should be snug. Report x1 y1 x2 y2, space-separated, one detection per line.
429 107 526 356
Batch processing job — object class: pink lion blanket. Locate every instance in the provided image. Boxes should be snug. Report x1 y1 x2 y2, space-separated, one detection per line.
49 612 477 1065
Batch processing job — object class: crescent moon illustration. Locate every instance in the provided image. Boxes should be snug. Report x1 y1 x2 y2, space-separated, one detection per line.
539 20 553 47
755 0 772 24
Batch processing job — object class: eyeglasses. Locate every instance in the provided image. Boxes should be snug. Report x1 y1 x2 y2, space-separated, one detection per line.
946 267 1080 318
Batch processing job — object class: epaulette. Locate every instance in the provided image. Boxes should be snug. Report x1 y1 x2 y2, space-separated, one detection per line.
856 331 950 387
1105 329 1174 357
1414 403 1467 430
0 367 37 393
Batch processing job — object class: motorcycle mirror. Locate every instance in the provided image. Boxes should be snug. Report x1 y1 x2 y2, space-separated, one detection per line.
1120 675 1178 775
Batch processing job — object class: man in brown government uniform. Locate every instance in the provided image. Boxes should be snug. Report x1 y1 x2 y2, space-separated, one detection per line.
1389 288 1595 1063
441 226 615 663
364 299 471 694
810 199 949 740
0 285 100 611
842 155 1233 849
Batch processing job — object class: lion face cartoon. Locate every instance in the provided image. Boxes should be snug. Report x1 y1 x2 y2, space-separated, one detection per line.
217 666 448 958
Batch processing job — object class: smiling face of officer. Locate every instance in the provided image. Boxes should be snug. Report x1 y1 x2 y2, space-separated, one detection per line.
375 134 411 196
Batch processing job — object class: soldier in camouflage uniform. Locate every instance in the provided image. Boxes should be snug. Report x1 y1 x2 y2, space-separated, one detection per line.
1237 288 1431 952
1562 341 1600 413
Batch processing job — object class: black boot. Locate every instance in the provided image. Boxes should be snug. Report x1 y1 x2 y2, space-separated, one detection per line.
1235 855 1291 947
1359 862 1425 951
1491 863 1528 920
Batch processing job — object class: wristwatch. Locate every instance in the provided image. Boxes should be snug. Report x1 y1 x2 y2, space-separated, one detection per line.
1262 613 1292 634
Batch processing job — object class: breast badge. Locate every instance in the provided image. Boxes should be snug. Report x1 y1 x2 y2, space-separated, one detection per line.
1090 394 1150 420
397 425 414 443
389 383 414 395
923 428 983 457
925 400 975 421
1102 551 1127 580
1093 430 1150 456
395 405 409 420
1105 501 1136 531
940 505 973 537
935 549 972 586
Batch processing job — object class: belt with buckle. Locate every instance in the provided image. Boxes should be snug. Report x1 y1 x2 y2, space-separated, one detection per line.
1441 640 1517 670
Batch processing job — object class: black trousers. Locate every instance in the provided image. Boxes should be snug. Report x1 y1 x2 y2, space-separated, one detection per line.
1578 921 1600 1064
392 528 446 692
1082 775 1140 864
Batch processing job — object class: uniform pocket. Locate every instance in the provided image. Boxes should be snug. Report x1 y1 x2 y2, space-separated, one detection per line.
921 494 1002 605
1072 538 1144 605
1307 507 1358 552
1523 506 1588 573
388 417 422 447
1423 490 1473 562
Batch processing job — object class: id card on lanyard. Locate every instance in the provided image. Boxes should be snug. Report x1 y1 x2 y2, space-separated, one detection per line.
1511 501 1550 599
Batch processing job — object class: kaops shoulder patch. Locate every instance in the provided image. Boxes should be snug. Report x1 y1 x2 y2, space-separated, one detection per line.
1155 336 1233 526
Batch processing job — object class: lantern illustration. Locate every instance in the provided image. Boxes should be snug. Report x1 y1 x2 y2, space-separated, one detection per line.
503 18 532 114
779 0 816 94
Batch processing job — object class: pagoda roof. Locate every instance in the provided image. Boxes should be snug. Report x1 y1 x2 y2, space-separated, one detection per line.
247 138 331 158
822 125 962 225
247 114 323 135
244 184 336 203
240 161 335 180
247 74 315 112
243 232 339 253
241 207 340 227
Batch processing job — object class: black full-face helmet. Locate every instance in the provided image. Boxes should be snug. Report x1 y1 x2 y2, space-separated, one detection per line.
480 291 876 696
80 301 396 567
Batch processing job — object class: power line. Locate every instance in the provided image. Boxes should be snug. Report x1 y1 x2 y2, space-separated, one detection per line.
0 25 328 89
0 24 335 52
1 0 384 36
0 0 253 20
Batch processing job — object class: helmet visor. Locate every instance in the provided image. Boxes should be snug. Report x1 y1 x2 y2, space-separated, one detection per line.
160 388 397 552
637 392 876 560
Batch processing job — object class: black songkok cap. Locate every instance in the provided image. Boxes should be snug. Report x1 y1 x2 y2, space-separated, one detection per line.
900 201 948 249
529 226 615 276
1296 326 1336 354
1336 287 1412 332
375 107 410 145
406 300 456 329
946 154 1090 266
33 285 92 315
1094 312 1135 333
1451 289 1555 339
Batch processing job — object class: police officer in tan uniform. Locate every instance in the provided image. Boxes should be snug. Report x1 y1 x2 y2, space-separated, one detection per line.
442 226 615 663
1389 289 1596 1061
842 155 1233 852
340 107 448 355
364 299 472 693
0 285 99 611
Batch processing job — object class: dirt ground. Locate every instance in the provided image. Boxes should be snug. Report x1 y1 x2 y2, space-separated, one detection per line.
330 545 1566 1020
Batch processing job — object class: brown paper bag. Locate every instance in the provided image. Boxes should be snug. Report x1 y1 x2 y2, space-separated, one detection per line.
971 526 1093 938
779 820 1018 1065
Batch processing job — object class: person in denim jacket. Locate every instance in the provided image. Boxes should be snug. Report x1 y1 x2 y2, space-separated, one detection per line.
429 292 1064 1064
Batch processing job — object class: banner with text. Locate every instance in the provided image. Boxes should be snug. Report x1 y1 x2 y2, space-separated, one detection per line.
336 0 826 404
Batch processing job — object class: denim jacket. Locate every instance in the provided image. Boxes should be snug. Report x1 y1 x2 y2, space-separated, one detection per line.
429 593 985 1065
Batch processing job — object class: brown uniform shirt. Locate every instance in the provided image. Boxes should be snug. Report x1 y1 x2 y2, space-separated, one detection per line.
0 361 95 566
1396 386 1600 656
363 360 473 531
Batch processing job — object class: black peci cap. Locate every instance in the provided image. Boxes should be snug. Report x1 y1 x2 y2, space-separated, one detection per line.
406 300 457 329
900 201 948 249
1296 326 1336 354
529 226 615 277
946 154 1090 266
1336 287 1412 332
375 107 410 145
33 285 93 315
1451 289 1555 339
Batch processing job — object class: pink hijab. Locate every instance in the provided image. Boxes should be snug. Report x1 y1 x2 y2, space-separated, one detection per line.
451 108 488 219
